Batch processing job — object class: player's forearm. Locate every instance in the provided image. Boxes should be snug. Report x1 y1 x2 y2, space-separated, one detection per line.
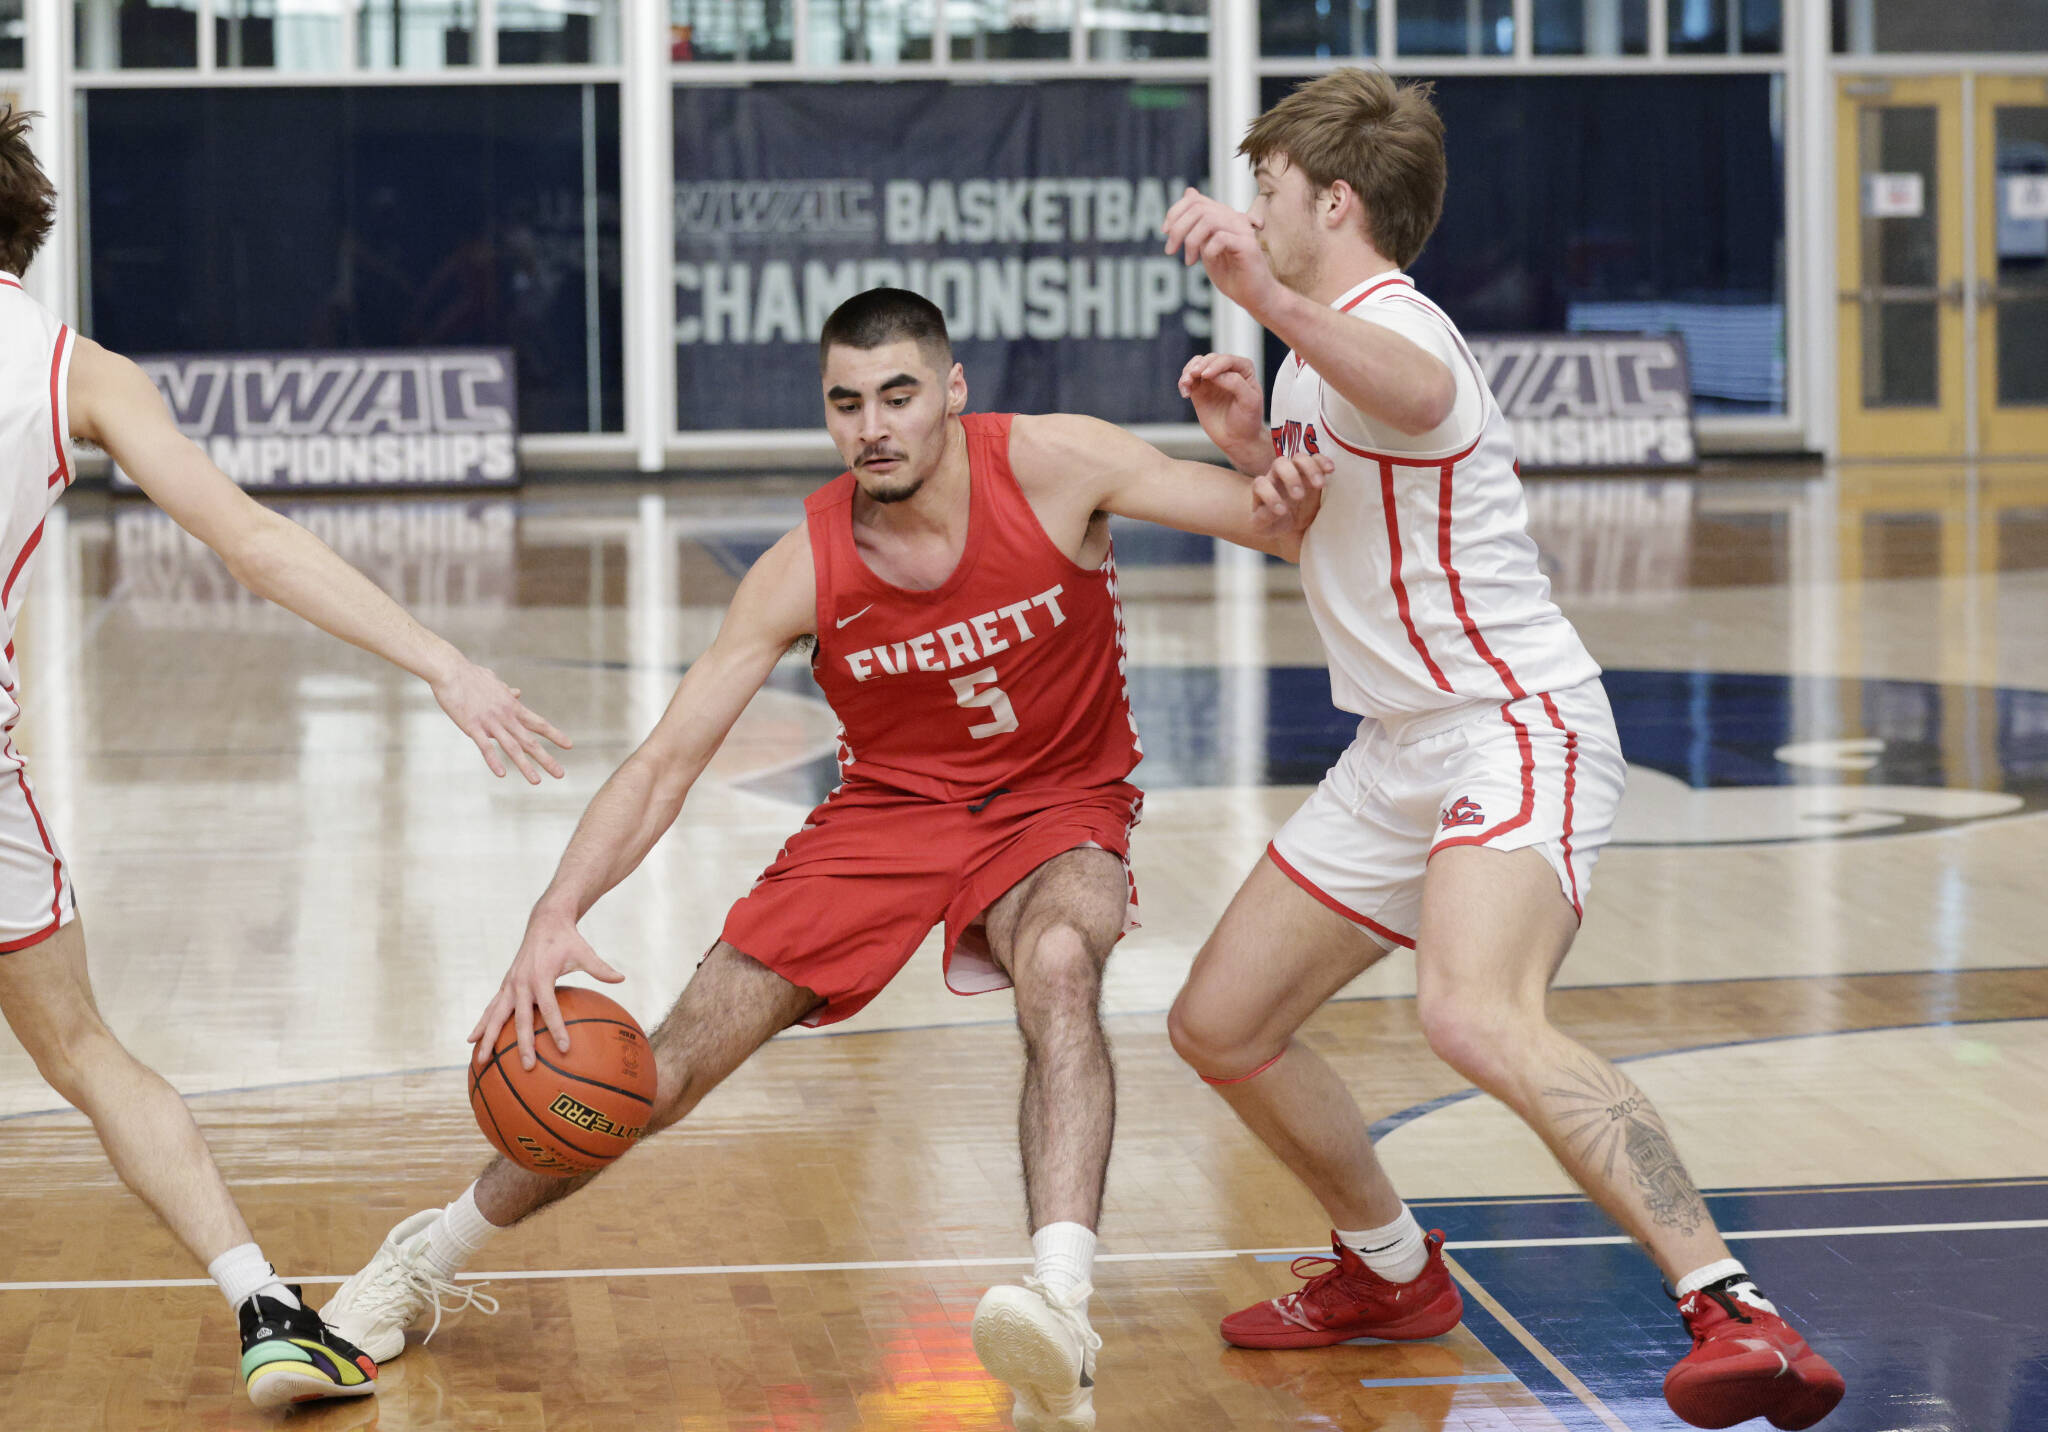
224 503 465 686
1160 460 1294 559
1260 286 1454 435
531 750 701 923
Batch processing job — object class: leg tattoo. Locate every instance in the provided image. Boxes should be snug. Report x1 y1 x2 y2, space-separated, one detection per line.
1543 1055 1708 1236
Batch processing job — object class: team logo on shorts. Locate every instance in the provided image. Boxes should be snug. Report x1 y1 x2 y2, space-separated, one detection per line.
1441 797 1485 829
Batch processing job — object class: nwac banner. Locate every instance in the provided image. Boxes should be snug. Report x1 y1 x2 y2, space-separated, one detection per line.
114 348 521 493
1468 333 1698 472
674 82 1213 432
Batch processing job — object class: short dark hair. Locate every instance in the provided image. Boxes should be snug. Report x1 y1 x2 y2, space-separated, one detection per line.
818 287 952 373
0 106 56 278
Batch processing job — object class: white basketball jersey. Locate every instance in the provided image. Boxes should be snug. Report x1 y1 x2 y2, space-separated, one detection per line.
1272 272 1599 726
0 272 78 726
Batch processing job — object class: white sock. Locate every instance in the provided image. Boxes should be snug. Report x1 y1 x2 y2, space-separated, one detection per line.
1675 1258 1777 1314
1030 1222 1097 1304
1337 1205 1429 1284
208 1243 297 1311
422 1185 500 1280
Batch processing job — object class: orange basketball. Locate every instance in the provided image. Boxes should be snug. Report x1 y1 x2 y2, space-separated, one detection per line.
469 986 657 1178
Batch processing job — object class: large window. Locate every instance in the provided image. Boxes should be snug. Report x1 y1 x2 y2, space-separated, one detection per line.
1834 0 2048 54
1258 73 1787 416
85 84 623 434
2 0 23 68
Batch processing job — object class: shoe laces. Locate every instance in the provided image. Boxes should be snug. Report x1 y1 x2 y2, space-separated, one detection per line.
363 1244 501 1345
1269 1254 1350 1332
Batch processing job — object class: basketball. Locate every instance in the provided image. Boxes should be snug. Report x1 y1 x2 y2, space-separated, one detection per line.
469 987 657 1178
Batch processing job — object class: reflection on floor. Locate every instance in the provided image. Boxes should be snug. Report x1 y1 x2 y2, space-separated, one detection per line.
0 461 2044 1430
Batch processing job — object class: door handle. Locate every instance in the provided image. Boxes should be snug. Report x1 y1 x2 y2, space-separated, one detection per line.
1836 284 1962 303
1976 280 2045 304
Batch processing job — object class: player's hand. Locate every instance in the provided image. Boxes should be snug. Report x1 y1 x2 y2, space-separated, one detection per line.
1179 353 1270 472
1163 188 1280 317
469 909 625 1071
1251 454 1331 560
431 659 572 783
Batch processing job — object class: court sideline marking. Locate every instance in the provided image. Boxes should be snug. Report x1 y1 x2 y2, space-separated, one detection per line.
1444 1251 1635 1432
2 1215 2041 1294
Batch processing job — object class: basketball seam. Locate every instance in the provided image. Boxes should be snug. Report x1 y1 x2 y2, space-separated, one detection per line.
477 1018 652 1104
487 1061 612 1164
473 1048 614 1166
468 1060 520 1163
526 1046 654 1107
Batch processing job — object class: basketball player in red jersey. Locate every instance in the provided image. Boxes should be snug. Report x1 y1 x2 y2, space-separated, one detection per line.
1160 69 1843 1429
323 286 1326 1429
0 108 569 1408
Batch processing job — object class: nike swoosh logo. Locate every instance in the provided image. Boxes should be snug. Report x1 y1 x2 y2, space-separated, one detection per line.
1360 1240 1403 1254
835 604 874 629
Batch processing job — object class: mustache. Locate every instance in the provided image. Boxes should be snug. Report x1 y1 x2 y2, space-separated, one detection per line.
858 446 906 466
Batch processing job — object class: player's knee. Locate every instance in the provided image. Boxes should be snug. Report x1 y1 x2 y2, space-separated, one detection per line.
1166 995 1268 1081
1416 990 1523 1090
1014 922 1104 1014
25 1015 123 1105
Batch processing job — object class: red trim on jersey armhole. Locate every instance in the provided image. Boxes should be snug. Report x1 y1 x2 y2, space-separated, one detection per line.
1317 421 1482 469
3 519 46 607
1536 691 1582 917
1430 701 1537 851
1336 275 1413 313
0 275 22 289
47 326 71 489
1266 843 1416 949
1378 459 1454 693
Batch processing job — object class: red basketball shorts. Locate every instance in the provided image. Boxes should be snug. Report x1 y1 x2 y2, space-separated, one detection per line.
719 782 1143 1026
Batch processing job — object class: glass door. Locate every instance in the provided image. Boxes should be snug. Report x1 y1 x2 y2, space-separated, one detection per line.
1836 75 1967 458
1977 75 2048 455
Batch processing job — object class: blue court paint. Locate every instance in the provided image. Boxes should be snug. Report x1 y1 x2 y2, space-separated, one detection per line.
717 660 2048 842
1443 1187 2048 1432
1357 1372 1520 1387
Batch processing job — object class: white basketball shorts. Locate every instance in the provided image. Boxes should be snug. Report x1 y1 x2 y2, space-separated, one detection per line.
0 749 76 952
1268 676 1626 950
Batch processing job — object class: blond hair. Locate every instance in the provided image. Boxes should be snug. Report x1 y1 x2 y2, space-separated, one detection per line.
1241 67 1447 269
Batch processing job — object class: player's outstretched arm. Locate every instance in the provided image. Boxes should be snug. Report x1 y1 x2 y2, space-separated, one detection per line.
67 337 569 781
1162 187 1455 436
1011 411 1329 562
472 526 817 1068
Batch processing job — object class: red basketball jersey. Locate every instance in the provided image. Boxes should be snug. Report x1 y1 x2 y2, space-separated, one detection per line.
805 412 1141 803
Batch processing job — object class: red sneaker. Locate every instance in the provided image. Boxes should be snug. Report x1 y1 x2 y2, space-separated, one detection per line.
1664 1284 1845 1430
1220 1230 1463 1349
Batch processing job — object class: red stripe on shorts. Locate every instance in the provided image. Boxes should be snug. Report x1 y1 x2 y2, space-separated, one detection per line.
1431 700 1537 852
1537 691 1582 917
1266 842 1415 949
6 740 64 927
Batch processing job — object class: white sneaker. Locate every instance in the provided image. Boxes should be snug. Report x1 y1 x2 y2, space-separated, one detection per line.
971 1278 1100 1432
319 1210 499 1363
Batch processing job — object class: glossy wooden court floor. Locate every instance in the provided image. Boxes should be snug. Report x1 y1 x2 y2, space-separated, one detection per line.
2 463 2045 1431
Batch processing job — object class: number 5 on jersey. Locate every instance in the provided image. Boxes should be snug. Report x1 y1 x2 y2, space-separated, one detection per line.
951 666 1017 739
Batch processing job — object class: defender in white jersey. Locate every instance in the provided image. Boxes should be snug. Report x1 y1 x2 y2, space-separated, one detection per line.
0 107 569 1410
1159 70 1843 1430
